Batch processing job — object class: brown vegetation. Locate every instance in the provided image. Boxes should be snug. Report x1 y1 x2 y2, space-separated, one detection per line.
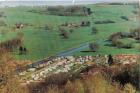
0 32 24 52
0 49 139 93
0 49 29 93
26 61 139 93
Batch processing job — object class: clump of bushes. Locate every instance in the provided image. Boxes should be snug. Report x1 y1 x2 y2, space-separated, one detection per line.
111 40 132 49
121 16 129 21
108 32 122 41
59 27 69 39
37 72 136 93
94 20 115 24
108 29 140 49
81 21 90 26
113 63 140 90
112 40 123 48
45 72 70 86
132 11 138 14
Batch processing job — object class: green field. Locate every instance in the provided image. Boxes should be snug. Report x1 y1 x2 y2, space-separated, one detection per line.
0 4 139 61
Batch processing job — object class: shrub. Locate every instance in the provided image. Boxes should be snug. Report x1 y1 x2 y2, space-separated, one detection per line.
112 63 140 90
81 21 90 26
112 40 123 48
132 11 138 14
47 73 131 93
94 20 115 24
59 28 69 39
91 27 98 34
0 51 29 93
121 16 129 21
123 83 136 93
122 44 132 49
121 32 131 38
69 29 74 33
89 42 99 52
108 32 122 41
45 72 70 86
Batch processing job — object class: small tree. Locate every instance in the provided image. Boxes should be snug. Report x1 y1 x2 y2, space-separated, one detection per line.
81 21 85 26
19 46 23 55
91 27 98 34
23 47 27 54
59 28 69 39
108 54 114 66
109 32 122 41
87 8 92 15
69 29 74 33
89 42 99 52
62 31 69 39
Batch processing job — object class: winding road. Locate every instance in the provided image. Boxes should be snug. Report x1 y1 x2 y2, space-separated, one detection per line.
28 40 105 67
55 39 105 56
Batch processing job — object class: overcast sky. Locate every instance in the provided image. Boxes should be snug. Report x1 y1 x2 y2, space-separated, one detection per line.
0 0 138 2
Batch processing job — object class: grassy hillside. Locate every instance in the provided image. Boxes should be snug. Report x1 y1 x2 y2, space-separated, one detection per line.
0 4 139 61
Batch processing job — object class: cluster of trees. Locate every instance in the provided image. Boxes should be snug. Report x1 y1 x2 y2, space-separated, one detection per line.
109 2 126 5
46 6 92 16
94 20 115 24
61 22 80 28
109 2 139 5
59 27 69 39
108 28 140 49
58 25 76 39
81 21 90 27
61 21 90 28
109 32 132 48
19 46 27 55
109 28 140 41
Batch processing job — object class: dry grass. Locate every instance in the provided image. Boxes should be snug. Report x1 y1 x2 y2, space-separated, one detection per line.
0 50 138 93
46 73 136 93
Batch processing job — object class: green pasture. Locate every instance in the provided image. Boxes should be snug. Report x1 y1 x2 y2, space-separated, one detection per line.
0 4 139 61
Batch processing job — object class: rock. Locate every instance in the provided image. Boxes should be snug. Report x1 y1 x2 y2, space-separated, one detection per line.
27 68 36 72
